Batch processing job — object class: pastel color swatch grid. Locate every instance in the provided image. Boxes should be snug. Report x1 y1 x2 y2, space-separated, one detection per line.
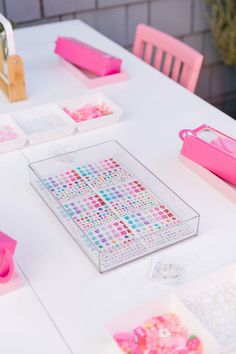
43 168 92 203
43 157 183 258
76 158 133 189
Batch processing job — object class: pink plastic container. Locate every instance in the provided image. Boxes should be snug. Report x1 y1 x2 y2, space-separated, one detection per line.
55 36 122 77
59 57 128 88
179 124 236 186
0 231 17 284
0 230 17 255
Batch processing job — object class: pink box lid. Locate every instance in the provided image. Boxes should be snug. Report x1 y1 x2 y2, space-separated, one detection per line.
55 36 122 77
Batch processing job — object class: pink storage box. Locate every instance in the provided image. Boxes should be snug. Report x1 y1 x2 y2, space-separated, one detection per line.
55 36 122 77
179 124 236 186
180 155 236 204
59 57 128 88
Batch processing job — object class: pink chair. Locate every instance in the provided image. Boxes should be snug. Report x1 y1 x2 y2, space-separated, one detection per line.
133 24 204 92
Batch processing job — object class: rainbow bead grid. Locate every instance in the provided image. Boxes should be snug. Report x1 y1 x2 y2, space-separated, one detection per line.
43 157 181 254
76 158 133 189
87 220 135 250
99 181 160 217
43 168 92 203
121 207 178 237
64 195 117 232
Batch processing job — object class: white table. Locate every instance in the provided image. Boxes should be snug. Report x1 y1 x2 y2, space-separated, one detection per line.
0 20 236 354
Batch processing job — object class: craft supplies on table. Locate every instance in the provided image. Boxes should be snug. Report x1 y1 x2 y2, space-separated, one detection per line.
0 93 122 153
178 263 236 353
179 124 236 186
106 293 220 354
0 115 26 153
55 36 128 88
148 255 188 286
29 140 199 272
107 263 236 353
61 93 123 132
12 103 75 144
55 37 122 76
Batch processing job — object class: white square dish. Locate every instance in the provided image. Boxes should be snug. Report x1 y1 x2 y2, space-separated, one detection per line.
12 103 76 145
61 93 123 132
106 293 220 354
0 115 27 154
178 263 236 354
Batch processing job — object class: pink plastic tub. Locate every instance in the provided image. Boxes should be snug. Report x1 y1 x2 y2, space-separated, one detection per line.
0 230 17 284
179 124 236 186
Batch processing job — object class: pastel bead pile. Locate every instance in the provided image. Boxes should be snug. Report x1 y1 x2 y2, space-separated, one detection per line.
0 125 18 142
18 115 65 134
64 102 112 122
150 261 186 285
183 283 236 347
114 313 203 354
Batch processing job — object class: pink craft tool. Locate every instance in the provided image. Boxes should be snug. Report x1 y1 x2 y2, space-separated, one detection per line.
0 248 14 283
55 36 122 76
179 124 236 186
0 230 17 255
0 230 17 284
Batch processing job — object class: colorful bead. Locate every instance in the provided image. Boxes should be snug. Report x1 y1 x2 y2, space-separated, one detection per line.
113 313 203 354
0 125 18 142
183 283 236 347
64 102 112 123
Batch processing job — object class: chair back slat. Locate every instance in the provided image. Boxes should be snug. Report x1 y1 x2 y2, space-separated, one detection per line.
132 24 203 92
171 58 182 81
144 43 153 64
154 48 163 70
179 64 190 87
162 53 173 76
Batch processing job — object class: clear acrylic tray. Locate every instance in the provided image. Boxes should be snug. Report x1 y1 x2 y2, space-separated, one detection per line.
29 140 200 272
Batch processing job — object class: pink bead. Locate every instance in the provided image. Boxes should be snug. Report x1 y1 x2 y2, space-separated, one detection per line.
133 326 147 346
114 332 133 344
113 313 202 354
63 102 112 123
0 125 18 142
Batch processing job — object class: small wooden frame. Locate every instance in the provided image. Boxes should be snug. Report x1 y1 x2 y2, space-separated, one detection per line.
0 14 26 102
